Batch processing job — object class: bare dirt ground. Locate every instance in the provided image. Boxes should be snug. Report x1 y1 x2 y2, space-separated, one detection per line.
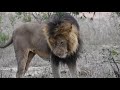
0 45 118 78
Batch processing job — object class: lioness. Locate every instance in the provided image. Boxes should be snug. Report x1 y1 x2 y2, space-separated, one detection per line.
0 13 81 78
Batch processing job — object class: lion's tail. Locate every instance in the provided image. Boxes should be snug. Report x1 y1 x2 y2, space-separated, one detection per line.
0 36 13 48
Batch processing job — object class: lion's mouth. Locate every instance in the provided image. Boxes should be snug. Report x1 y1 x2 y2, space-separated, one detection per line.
53 50 68 58
57 54 67 58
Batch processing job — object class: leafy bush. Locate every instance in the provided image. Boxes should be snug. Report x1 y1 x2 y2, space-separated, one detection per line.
0 33 9 43
23 13 31 22
9 16 16 26
0 15 2 23
15 12 22 15
115 12 120 17
15 12 22 19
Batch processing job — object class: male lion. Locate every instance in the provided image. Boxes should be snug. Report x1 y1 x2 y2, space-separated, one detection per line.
0 13 82 78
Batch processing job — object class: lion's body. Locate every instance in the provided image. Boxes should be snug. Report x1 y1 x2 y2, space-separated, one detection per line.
13 23 51 60
0 13 82 78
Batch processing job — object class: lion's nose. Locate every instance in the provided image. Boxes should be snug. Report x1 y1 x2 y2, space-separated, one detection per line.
57 52 63 56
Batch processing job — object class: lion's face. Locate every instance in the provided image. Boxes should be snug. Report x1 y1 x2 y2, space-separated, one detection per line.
48 35 68 58
43 17 80 59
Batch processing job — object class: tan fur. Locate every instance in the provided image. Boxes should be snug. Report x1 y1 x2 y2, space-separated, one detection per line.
0 22 51 78
68 25 79 55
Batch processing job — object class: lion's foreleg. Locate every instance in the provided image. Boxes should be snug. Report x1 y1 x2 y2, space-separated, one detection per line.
51 57 60 78
67 61 77 78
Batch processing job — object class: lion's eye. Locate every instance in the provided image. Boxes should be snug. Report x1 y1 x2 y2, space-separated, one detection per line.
60 41 64 45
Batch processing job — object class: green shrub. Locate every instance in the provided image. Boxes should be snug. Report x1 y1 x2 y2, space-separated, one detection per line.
111 50 119 56
15 12 22 15
115 12 120 17
15 12 22 19
23 14 31 22
9 16 16 26
0 33 9 43
0 15 2 23
42 13 49 20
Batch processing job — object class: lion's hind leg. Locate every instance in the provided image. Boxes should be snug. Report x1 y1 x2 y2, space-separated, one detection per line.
15 49 29 78
24 51 35 74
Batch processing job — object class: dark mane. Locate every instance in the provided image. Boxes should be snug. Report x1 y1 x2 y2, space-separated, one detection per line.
46 12 82 64
47 12 79 36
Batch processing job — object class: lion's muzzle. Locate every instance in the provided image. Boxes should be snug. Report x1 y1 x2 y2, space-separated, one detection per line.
53 48 68 58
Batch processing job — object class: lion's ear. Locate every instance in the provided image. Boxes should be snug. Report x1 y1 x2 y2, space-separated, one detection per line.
62 21 72 31
71 24 79 36
64 23 72 30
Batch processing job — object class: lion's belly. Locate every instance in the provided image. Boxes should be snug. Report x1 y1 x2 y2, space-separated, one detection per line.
34 50 51 61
